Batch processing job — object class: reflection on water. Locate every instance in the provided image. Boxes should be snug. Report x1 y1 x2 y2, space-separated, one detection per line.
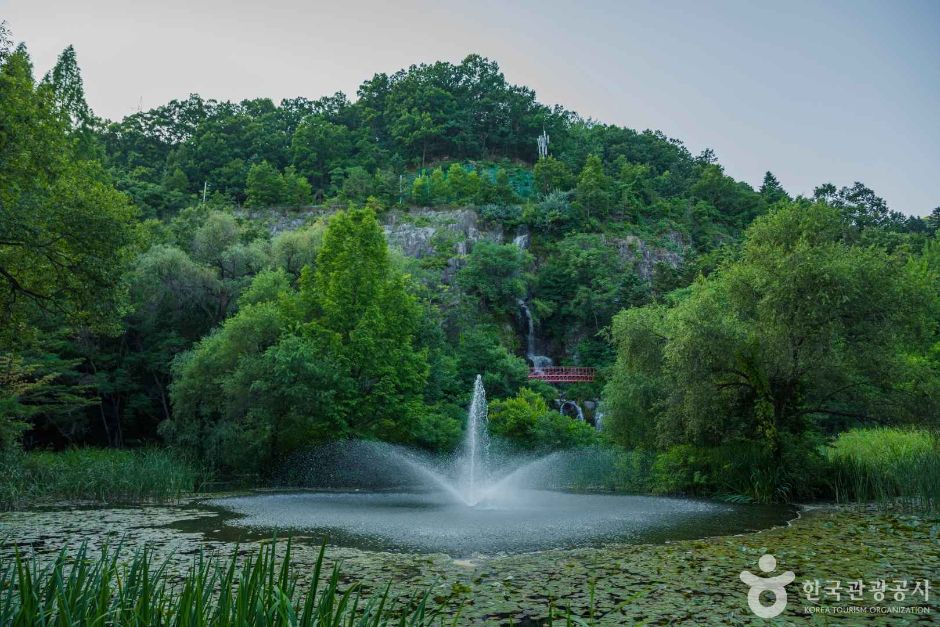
203 490 796 556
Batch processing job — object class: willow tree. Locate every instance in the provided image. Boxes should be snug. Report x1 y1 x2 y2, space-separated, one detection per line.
605 201 939 457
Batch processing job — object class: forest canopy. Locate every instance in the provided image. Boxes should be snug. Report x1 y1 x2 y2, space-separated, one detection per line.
2 24 938 502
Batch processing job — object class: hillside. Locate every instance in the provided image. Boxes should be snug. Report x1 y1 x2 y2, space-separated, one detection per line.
4 39 939 498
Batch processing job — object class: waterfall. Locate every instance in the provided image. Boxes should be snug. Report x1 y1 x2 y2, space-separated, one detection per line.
511 226 530 250
558 400 585 422
517 299 552 371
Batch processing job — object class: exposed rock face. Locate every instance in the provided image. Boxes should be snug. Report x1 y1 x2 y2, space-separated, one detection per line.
239 207 685 288
235 207 330 234
613 232 685 281
382 209 503 259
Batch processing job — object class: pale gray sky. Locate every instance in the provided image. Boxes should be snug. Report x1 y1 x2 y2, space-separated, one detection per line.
2 0 938 214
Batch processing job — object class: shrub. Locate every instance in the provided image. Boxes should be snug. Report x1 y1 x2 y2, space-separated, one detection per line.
649 439 828 504
489 388 596 451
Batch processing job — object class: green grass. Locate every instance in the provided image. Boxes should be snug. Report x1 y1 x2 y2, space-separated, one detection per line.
0 540 440 626
825 427 940 511
0 447 207 511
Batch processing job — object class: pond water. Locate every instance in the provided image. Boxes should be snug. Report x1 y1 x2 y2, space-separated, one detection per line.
3 500 937 624
209 490 794 555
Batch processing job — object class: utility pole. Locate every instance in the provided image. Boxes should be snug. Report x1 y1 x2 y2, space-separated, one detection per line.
202 181 208 204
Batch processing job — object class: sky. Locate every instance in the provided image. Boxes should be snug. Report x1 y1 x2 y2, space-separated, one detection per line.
2 0 938 215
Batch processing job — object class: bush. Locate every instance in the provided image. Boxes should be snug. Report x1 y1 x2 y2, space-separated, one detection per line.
489 388 597 451
825 428 940 511
0 448 205 510
649 439 828 504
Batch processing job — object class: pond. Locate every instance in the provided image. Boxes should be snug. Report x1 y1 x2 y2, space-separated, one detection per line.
208 490 794 555
2 498 938 624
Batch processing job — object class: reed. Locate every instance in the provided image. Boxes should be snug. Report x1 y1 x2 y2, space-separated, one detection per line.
0 540 439 626
0 447 207 510
826 428 940 511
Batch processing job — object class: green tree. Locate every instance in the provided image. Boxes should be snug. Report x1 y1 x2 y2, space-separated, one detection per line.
533 156 573 195
0 45 137 344
428 167 448 204
411 174 431 205
574 155 612 220
605 201 939 461
759 171 788 204
340 166 374 203
290 116 351 189
282 166 312 206
445 163 469 203
489 388 596 451
493 167 517 204
454 325 529 398
457 241 531 317
302 207 435 441
245 161 286 208
42 44 99 158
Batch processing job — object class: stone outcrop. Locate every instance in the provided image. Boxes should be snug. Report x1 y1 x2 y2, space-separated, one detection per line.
613 232 685 281
382 209 502 259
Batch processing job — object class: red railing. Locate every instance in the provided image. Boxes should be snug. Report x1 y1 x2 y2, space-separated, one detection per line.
528 367 596 383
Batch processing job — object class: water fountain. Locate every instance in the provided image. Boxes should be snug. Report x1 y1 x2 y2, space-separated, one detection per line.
210 376 794 555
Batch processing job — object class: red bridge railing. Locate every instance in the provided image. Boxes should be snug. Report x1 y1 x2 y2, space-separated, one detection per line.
528 367 596 383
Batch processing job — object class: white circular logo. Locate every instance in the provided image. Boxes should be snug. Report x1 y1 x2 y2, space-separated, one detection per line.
740 554 795 618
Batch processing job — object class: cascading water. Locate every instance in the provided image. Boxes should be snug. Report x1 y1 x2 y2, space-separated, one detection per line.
558 399 585 422
511 226 530 250
517 299 553 371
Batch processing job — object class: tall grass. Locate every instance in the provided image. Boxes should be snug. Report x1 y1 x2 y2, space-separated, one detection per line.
0 447 207 510
0 540 440 626
826 428 940 511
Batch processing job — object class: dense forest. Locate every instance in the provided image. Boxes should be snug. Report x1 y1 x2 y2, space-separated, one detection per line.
3 23 939 501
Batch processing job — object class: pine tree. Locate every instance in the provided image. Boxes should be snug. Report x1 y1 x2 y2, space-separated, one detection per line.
759 171 788 204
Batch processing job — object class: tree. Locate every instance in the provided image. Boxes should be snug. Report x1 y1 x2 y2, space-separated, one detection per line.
759 171 788 204
926 207 940 234
302 207 436 442
575 155 612 220
428 167 448 204
493 168 516 204
411 174 431 205
282 166 312 206
457 241 530 317
615 160 655 219
0 45 137 345
533 156 573 195
42 45 99 158
454 325 529 398
605 201 939 459
271 224 323 278
340 166 374 203
290 116 351 189
245 161 286 208
446 163 470 202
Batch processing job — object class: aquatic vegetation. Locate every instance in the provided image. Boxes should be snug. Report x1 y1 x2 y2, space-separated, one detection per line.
0 540 438 626
0 448 205 510
826 428 940 511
